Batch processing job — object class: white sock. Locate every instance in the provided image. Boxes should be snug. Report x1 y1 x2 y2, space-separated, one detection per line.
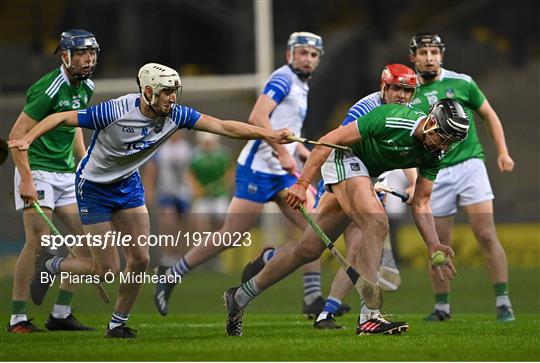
435 303 451 313
10 314 27 326
360 304 381 323
109 311 129 330
303 272 322 305
315 312 328 323
496 295 511 307
52 304 71 319
234 277 262 307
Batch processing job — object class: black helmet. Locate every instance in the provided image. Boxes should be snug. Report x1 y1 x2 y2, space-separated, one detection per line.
422 99 469 155
430 99 469 141
409 33 445 54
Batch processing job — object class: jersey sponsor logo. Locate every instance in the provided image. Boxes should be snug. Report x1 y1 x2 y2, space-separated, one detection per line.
122 127 135 133
446 88 455 98
124 140 157 151
58 100 70 107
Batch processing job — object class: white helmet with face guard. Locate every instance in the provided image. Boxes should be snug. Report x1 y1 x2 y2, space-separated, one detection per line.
137 63 182 116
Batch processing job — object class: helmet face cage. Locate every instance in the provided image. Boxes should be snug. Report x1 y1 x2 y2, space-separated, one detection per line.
409 33 445 55
422 100 470 154
56 29 100 80
137 63 182 116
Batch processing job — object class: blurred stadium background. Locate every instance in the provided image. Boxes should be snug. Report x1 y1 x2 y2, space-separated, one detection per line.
0 0 538 274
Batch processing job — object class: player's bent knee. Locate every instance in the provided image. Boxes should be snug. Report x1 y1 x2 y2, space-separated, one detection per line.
127 253 150 272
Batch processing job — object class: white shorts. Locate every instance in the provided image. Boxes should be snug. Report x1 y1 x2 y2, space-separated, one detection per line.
14 169 77 211
321 150 369 188
191 196 230 215
430 158 494 217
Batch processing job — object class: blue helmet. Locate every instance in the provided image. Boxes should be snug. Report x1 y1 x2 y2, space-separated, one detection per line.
55 29 99 80
287 31 324 55
55 29 99 54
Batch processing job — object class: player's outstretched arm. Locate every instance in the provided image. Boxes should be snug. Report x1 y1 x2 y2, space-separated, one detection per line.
193 114 293 144
476 100 515 172
286 123 361 209
410 175 456 280
9 110 79 151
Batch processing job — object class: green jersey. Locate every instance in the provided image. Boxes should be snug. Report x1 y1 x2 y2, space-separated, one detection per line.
190 149 231 197
23 66 94 173
410 68 486 168
352 104 441 181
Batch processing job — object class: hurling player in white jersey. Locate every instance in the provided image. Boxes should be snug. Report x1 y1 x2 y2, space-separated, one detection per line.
9 63 293 339
153 32 328 318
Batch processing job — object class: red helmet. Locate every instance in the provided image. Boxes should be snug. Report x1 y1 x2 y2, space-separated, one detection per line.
380 64 417 89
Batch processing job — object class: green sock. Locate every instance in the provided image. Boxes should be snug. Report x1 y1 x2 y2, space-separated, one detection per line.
434 293 449 304
494 282 508 297
55 289 74 306
12 301 27 315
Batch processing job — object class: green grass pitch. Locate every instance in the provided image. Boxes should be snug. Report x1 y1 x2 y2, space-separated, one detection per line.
1 267 539 361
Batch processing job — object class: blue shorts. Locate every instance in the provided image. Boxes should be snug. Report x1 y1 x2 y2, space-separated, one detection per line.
234 164 297 203
76 172 145 225
158 195 191 214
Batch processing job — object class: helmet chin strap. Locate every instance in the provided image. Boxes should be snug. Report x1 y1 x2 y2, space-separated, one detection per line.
419 70 438 80
288 64 312 81
62 50 96 81
416 60 443 82
142 92 169 117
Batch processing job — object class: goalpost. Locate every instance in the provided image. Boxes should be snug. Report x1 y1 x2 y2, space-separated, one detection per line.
93 0 274 96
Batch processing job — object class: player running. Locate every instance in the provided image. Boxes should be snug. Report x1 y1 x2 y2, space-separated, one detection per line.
9 62 293 338
408 33 515 322
154 32 334 318
224 98 470 336
7 29 99 333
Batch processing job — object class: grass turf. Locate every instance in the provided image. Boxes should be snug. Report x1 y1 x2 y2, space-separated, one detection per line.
1 267 539 361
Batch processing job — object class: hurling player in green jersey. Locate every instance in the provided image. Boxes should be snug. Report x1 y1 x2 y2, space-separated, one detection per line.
409 33 515 322
223 99 470 337
7 30 99 333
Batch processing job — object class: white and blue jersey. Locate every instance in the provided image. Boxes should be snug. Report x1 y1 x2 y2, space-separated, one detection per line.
77 93 201 183
237 65 308 174
235 65 308 203
341 91 382 126
75 93 201 224
314 91 383 208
